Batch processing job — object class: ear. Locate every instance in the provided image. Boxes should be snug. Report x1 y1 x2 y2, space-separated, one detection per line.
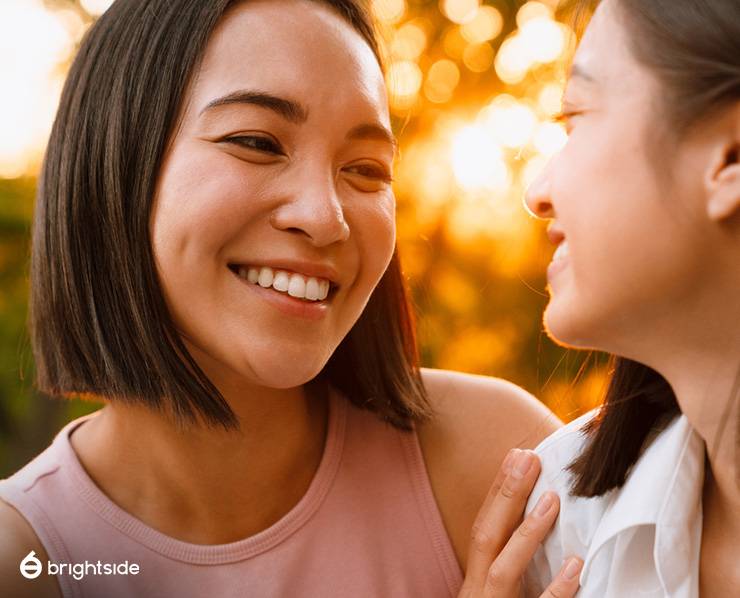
705 109 740 222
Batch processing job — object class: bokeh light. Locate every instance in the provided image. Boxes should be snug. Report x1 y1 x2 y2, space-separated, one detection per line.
424 59 460 103
480 95 538 149
451 126 509 192
387 60 423 110
494 35 531 84
533 122 568 155
462 42 495 73
516 1 553 26
80 0 115 16
372 0 406 24
538 82 565 116
519 17 567 63
460 6 504 43
0 0 74 178
441 0 480 25
391 21 428 60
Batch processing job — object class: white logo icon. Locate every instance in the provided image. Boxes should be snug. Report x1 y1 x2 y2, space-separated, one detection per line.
20 550 43 579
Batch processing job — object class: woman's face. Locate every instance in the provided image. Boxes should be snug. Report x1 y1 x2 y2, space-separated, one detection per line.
150 0 396 391
525 0 725 355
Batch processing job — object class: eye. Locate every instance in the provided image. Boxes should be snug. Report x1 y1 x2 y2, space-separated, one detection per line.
343 163 393 183
224 135 285 156
551 110 583 134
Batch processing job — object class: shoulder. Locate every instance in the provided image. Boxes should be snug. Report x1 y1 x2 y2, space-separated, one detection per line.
0 498 61 597
419 368 561 454
417 368 562 569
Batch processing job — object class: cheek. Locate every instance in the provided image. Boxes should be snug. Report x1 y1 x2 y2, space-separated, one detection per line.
350 194 396 282
552 122 668 263
151 145 274 264
548 129 705 342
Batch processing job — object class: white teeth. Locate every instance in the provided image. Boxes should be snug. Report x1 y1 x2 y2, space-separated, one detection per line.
318 280 329 301
234 264 332 302
553 241 569 262
305 278 320 301
272 271 290 292
258 267 274 287
288 274 306 298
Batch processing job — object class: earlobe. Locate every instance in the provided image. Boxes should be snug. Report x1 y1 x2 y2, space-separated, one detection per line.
706 144 740 222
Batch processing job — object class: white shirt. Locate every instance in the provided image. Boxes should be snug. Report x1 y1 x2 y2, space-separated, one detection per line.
523 411 705 597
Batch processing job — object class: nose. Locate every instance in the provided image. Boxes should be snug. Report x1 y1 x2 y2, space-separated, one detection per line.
270 170 350 247
524 162 555 219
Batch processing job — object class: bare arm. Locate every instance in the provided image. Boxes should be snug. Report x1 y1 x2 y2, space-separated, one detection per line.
418 368 561 569
0 499 61 598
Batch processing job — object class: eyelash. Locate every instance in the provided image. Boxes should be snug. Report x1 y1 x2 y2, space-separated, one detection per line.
344 164 394 184
551 110 582 126
225 135 285 155
228 136 392 180
224 135 392 187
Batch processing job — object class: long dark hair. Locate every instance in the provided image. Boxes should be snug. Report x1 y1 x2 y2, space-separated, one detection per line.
564 0 740 497
31 0 430 431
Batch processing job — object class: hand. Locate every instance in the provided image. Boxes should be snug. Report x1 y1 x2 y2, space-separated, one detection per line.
458 449 583 598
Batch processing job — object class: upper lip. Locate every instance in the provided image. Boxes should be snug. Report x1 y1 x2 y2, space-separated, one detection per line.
546 225 566 246
229 258 341 286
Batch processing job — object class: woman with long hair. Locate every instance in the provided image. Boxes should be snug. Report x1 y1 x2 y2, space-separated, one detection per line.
515 0 739 595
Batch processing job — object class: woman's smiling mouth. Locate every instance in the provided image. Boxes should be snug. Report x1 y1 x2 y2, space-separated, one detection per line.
547 239 570 281
227 263 341 322
231 264 333 301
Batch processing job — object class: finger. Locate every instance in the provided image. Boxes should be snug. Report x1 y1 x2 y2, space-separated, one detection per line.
477 448 517 520
540 558 583 598
456 450 516 598
483 491 559 595
464 450 541 592
457 450 514 598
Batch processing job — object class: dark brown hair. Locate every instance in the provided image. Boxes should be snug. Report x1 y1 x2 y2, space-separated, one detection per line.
564 0 740 497
31 0 429 431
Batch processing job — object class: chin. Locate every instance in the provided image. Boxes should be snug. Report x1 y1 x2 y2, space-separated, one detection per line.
245 346 331 389
543 299 595 350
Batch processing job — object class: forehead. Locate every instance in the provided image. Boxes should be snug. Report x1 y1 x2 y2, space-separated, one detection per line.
568 0 650 94
188 0 389 124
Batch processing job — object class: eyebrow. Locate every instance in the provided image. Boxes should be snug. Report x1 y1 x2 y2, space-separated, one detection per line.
346 123 398 150
201 90 397 150
200 90 308 123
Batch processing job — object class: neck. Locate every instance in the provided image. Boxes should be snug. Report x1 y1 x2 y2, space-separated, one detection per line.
621 272 740 522
645 336 740 533
71 381 330 544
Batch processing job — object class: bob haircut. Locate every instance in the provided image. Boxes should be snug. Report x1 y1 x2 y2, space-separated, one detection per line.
561 0 740 497
31 0 430 431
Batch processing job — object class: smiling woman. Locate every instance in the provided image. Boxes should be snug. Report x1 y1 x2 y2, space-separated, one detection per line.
522 0 740 596
0 1 566 597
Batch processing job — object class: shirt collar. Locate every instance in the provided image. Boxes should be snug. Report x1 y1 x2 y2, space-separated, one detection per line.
582 414 705 591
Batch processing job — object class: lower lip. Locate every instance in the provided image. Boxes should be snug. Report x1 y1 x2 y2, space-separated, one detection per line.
547 257 569 281
232 271 331 321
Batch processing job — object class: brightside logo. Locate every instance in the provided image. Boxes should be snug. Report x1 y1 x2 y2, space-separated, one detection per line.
20 551 140 581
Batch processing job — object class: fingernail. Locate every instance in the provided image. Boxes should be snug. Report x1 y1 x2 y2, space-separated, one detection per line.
511 450 534 480
561 557 582 580
534 492 555 517
502 449 517 474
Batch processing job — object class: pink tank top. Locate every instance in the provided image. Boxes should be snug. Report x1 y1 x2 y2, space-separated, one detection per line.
0 391 462 597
